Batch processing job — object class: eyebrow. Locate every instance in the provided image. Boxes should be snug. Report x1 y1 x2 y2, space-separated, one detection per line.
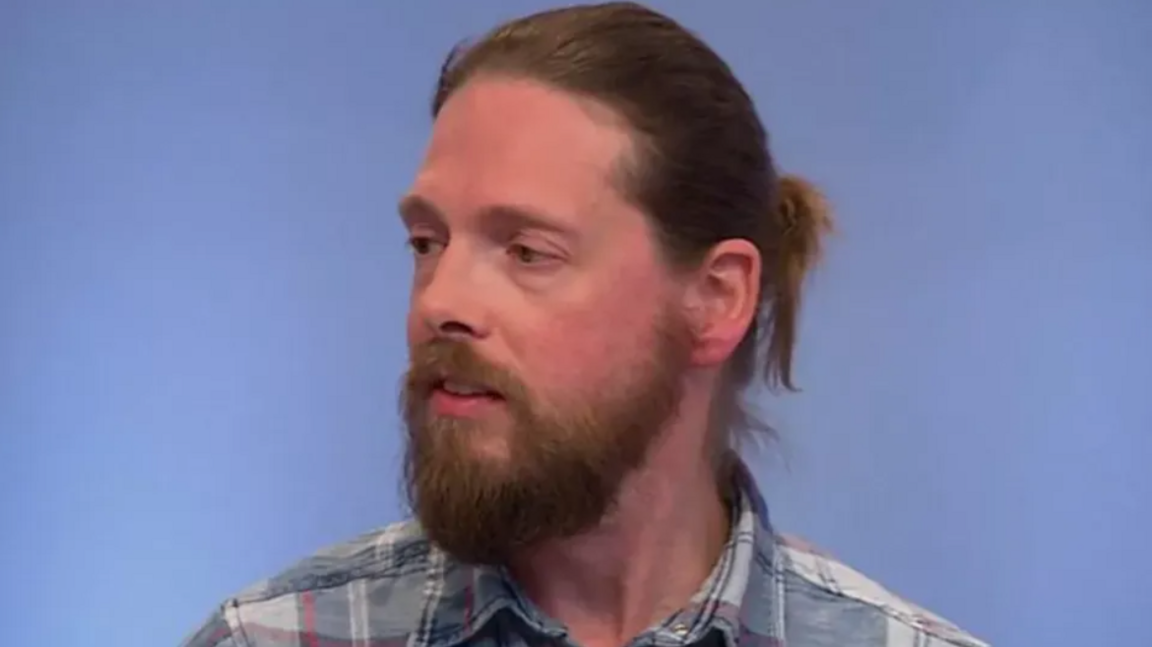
398 194 577 239
397 194 441 226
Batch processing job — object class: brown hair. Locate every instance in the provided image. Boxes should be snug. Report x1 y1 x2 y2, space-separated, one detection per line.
430 2 832 444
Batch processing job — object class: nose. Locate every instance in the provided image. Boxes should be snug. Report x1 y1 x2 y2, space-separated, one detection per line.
413 246 489 341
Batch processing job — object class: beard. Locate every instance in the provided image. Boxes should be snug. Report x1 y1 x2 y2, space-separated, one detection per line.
400 310 693 565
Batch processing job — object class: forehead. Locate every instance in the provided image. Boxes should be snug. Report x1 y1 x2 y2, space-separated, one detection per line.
408 77 638 229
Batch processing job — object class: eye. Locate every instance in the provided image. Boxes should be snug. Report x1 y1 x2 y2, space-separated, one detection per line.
407 235 444 257
508 243 551 266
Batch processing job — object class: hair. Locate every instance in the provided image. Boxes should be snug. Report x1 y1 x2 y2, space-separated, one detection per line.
429 2 833 449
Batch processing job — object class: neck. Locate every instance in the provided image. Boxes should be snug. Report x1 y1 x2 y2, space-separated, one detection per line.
507 403 731 647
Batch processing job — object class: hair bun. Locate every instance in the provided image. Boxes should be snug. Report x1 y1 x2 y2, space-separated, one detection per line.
775 174 833 266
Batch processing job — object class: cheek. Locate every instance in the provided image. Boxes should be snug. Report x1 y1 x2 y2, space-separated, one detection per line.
405 307 425 348
521 280 662 395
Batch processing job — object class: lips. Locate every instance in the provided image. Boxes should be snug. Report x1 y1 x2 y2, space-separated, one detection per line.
426 376 506 418
434 378 503 399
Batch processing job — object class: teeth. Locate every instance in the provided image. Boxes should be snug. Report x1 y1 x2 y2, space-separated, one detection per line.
442 380 488 396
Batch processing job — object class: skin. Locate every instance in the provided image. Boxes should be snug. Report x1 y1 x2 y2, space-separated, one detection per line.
400 77 762 647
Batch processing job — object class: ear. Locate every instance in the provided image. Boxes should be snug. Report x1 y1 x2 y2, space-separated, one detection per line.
681 239 761 367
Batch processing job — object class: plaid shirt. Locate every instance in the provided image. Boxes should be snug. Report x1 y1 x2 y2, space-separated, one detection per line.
181 464 988 647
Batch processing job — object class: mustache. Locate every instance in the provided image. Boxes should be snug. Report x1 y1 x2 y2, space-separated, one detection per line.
405 338 524 400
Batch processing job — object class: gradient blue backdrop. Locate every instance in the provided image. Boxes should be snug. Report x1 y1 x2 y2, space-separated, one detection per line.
2 1 1149 645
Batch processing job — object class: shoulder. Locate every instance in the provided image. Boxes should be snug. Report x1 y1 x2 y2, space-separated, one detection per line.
180 520 438 647
232 519 433 603
772 534 990 647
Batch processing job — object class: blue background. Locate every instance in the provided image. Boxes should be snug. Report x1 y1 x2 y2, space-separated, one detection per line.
1 1 1149 645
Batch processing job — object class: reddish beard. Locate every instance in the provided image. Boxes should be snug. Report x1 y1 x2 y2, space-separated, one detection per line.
400 313 693 565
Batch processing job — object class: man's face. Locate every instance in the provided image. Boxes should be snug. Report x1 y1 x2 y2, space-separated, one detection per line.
399 77 693 564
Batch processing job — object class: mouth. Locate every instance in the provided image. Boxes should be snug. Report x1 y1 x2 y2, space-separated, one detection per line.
435 378 502 398
427 378 505 417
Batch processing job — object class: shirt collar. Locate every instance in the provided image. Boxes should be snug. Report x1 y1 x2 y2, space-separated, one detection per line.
418 459 775 647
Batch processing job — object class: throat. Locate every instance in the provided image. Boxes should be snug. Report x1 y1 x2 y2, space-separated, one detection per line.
507 463 731 647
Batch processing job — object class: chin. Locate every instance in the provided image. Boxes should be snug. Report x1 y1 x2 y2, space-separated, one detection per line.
462 433 515 463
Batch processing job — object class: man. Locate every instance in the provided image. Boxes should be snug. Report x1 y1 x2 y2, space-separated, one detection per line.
183 3 986 647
